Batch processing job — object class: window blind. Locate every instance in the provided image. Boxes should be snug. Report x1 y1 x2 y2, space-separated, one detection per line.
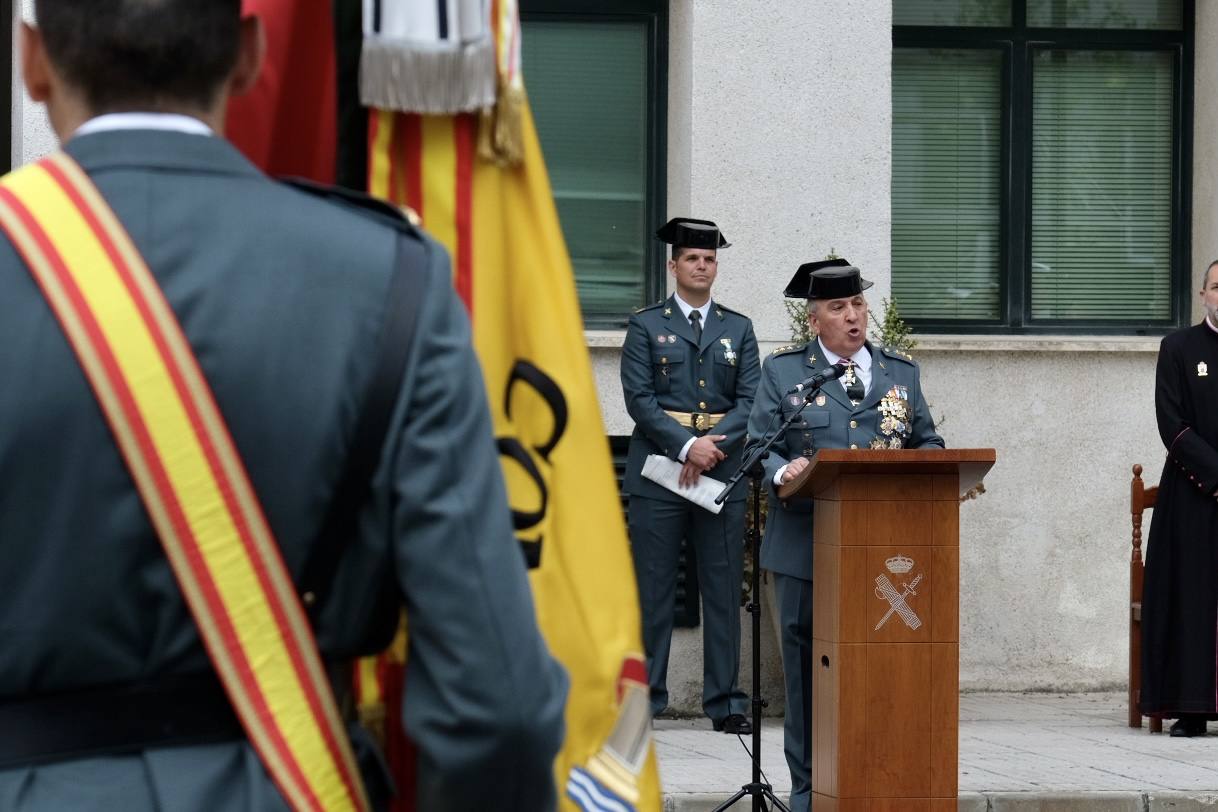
522 20 649 323
1027 0 1181 30
893 0 1010 27
1030 49 1174 321
892 49 1003 321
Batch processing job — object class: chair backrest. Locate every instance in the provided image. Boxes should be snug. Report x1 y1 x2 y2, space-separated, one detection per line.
1131 463 1157 568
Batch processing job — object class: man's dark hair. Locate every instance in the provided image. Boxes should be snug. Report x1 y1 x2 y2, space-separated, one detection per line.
34 0 242 113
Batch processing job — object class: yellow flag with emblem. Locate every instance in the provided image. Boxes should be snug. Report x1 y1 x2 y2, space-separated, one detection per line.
360 2 661 810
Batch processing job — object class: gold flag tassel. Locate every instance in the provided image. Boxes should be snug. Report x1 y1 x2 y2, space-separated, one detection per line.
478 0 525 167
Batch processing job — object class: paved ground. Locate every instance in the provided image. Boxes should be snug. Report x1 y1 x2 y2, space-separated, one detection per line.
655 692 1218 811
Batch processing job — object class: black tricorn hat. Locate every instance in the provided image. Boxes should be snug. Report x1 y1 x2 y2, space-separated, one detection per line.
655 217 730 249
784 258 874 299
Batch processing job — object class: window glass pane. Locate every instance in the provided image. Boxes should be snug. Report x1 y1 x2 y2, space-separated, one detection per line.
892 49 1003 321
1027 0 1181 30
1030 50 1174 321
522 20 649 323
893 0 1010 27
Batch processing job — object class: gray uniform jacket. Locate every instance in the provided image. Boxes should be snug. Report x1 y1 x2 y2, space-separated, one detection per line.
620 296 760 501
748 340 944 579
0 130 567 811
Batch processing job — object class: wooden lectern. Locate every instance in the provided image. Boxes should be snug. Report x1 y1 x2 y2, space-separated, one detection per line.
778 448 995 812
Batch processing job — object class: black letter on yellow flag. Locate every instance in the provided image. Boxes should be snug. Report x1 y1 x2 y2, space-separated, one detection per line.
496 360 568 568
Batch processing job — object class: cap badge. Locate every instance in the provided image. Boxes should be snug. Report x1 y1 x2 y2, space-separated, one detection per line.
1199 361 1209 377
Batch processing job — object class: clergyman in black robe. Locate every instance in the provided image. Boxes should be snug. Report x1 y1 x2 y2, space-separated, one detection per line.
1141 261 1218 737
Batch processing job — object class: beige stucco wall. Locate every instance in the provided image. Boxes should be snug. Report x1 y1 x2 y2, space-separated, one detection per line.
13 0 55 167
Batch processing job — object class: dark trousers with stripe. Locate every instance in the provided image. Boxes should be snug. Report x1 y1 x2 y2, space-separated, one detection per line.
627 495 748 723
773 571 813 812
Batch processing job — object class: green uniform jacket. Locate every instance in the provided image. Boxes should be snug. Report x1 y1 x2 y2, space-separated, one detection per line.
748 340 944 579
0 130 566 811
620 296 760 501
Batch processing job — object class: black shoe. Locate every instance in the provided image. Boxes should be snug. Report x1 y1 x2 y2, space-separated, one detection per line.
1169 716 1207 738
713 713 752 735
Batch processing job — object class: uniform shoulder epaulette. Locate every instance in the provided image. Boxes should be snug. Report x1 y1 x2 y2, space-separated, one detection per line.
280 178 421 236
770 343 804 356
879 345 917 364
712 302 745 318
633 300 665 314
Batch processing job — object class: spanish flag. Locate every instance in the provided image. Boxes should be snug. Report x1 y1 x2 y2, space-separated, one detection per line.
364 2 661 810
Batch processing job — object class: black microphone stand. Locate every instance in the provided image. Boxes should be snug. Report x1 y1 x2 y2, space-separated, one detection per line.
711 379 831 812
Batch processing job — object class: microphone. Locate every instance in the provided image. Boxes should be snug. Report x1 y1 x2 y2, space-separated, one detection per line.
786 362 848 395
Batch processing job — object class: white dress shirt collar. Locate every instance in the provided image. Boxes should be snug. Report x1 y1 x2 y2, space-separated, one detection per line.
73 112 214 139
673 293 711 325
817 337 872 372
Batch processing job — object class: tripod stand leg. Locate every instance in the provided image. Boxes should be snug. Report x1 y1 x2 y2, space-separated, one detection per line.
709 473 791 812
709 782 791 812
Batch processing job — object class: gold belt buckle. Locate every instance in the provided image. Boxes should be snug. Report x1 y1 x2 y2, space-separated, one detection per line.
691 412 710 431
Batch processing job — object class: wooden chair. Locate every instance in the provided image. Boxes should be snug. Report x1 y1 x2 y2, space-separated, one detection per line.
1129 464 1162 732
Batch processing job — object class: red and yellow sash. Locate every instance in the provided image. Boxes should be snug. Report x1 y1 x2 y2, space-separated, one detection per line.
0 153 369 812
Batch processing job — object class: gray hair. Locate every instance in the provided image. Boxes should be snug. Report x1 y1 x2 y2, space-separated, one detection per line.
806 299 819 315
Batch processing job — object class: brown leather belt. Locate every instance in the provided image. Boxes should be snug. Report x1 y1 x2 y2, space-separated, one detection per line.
664 410 726 431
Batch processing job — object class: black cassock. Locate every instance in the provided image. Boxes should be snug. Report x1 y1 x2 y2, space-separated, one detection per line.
1141 322 1218 719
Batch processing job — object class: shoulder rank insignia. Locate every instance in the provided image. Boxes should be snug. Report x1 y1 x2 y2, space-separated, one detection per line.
881 346 916 364
634 300 665 314
771 344 802 356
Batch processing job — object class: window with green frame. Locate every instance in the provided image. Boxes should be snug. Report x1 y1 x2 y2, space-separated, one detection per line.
521 0 667 328
892 0 1192 333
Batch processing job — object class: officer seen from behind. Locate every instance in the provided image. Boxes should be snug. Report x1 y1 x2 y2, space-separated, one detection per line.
0 1 566 809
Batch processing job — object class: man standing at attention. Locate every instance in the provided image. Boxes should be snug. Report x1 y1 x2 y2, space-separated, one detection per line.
0 2 566 810
1141 259 1218 738
749 259 943 810
620 218 759 734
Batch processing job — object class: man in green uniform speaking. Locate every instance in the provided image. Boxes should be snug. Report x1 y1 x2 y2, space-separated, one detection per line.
748 260 943 811
620 218 759 734
0 2 566 810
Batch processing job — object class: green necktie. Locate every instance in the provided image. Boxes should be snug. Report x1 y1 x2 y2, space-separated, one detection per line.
689 309 703 344
844 361 864 402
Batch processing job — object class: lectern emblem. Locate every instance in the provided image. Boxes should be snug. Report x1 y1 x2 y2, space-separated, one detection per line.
874 554 924 631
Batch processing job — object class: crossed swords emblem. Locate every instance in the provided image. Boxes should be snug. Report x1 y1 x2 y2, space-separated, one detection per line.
874 572 924 631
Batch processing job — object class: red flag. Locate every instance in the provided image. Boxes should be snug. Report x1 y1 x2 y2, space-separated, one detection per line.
226 0 337 183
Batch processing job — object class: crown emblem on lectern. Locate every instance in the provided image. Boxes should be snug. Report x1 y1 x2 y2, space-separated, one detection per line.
885 554 914 574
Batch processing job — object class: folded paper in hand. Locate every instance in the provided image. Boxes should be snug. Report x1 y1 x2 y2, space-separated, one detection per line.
641 454 726 514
